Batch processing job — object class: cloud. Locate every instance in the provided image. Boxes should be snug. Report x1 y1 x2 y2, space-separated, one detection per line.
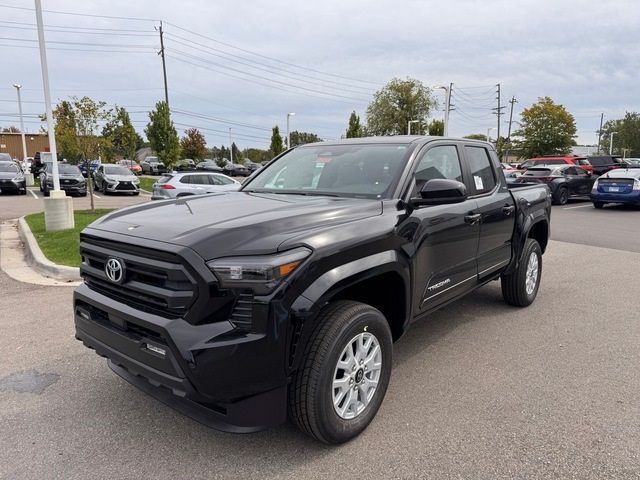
0 0 638 147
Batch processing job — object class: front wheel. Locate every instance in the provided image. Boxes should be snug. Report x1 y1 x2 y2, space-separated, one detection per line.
501 238 542 307
289 301 393 444
593 202 604 209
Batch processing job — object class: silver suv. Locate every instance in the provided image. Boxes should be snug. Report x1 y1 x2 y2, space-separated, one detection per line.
94 164 140 195
151 171 241 200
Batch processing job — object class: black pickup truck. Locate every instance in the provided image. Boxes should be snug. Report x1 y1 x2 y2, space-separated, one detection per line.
74 136 551 444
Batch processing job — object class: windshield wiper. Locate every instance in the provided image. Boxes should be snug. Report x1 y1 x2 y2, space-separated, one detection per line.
243 189 340 197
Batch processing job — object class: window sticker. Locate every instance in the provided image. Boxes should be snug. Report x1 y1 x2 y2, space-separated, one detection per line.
474 175 484 190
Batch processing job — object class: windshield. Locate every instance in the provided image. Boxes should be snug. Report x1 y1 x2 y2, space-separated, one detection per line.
105 165 131 175
58 164 81 175
244 144 409 198
0 163 19 173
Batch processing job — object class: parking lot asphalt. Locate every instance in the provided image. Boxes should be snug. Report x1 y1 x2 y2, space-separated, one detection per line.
1 197 639 478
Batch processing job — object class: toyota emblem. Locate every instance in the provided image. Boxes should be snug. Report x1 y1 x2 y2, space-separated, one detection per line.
105 258 125 284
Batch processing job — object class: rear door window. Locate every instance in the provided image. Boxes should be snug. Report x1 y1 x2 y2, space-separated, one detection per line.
465 146 496 194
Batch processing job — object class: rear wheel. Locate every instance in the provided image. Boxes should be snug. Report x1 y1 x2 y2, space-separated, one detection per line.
553 187 569 205
501 238 542 307
593 202 604 209
289 301 392 444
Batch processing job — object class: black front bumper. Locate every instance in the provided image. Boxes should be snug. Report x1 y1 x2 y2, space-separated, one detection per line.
0 180 25 193
74 284 287 432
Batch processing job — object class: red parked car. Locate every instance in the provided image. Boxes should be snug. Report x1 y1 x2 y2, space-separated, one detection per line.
117 159 142 175
516 156 593 175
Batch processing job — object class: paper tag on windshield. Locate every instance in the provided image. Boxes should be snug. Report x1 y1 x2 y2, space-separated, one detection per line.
474 176 484 190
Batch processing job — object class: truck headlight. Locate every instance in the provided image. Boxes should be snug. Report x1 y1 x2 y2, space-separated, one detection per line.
207 247 311 295
12 175 24 183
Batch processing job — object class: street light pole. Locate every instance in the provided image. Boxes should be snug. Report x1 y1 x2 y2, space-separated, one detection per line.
13 84 28 162
35 0 73 231
610 132 617 155
287 112 295 149
13 83 33 186
408 120 420 135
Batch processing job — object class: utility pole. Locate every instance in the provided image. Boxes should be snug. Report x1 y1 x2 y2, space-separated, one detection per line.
444 83 452 136
158 21 169 107
596 112 604 154
229 127 233 164
492 84 505 143
507 96 517 140
503 96 517 162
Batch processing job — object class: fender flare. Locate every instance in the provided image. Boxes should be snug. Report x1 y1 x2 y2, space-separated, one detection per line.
291 250 408 314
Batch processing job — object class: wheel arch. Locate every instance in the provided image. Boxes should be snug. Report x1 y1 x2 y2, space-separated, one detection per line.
288 251 411 373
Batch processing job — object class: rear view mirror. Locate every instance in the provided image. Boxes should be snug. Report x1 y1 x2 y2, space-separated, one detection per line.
410 179 467 206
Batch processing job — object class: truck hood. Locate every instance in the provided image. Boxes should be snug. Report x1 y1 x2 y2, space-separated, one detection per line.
86 192 383 259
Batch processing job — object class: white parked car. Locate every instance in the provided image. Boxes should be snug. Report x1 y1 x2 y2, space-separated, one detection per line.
151 171 241 200
93 164 140 195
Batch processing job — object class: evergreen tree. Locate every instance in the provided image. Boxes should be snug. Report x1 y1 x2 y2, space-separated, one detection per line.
144 101 181 167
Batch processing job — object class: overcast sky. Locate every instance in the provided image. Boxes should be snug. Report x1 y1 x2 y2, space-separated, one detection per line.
1 0 638 150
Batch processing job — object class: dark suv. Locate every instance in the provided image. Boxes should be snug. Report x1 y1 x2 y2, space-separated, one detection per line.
74 137 551 444
587 155 628 176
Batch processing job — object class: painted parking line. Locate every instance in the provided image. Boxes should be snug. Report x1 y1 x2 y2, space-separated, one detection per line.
29 190 38 199
92 194 102 199
562 204 593 210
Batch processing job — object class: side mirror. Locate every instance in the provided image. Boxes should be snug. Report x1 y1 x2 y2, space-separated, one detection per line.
410 179 468 206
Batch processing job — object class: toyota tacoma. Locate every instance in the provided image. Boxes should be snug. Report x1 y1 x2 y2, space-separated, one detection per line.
74 136 551 444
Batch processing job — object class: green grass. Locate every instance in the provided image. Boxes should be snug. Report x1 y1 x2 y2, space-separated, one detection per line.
138 176 157 192
25 209 114 267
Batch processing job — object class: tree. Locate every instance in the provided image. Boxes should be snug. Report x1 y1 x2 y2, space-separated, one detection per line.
50 100 82 161
231 142 243 162
145 101 181 167
244 147 271 163
365 77 436 136
102 106 139 160
600 112 640 156
270 126 284 156
463 133 488 141
289 130 321 147
1 126 20 133
512 97 577 158
346 111 363 138
180 128 207 160
69 96 112 212
429 119 444 136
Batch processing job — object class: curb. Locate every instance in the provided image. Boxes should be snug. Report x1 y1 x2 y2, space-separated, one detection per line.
18 216 81 282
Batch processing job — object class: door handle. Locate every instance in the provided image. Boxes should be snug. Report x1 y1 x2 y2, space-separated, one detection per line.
502 205 515 215
464 213 482 225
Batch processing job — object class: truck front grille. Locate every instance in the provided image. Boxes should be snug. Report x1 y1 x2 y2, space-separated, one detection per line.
80 235 197 318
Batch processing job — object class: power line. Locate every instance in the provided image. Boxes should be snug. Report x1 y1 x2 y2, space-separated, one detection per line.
171 109 271 132
163 32 374 95
0 42 155 54
0 3 158 22
0 36 156 48
167 48 370 102
0 23 156 36
165 52 367 105
163 21 381 88
0 19 153 33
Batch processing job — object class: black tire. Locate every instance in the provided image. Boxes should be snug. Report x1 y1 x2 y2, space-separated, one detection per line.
593 202 604 209
553 187 569 205
132 191 140 196
289 300 393 444
501 238 542 307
